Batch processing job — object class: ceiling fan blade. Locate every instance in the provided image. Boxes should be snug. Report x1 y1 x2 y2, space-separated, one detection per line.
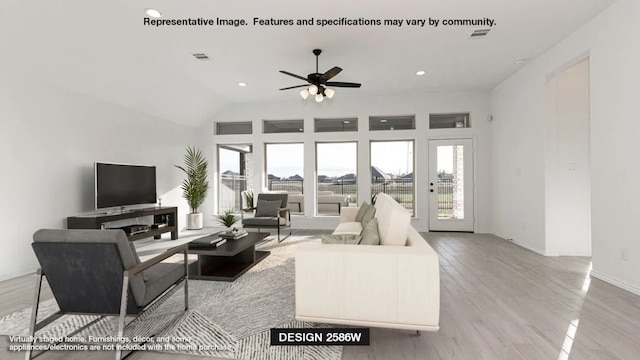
320 66 342 81
326 81 361 88
279 84 309 91
279 70 309 82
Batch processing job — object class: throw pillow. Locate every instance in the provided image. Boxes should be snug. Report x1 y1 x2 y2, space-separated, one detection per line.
321 233 362 245
360 204 376 226
354 202 370 222
255 199 282 217
360 218 380 245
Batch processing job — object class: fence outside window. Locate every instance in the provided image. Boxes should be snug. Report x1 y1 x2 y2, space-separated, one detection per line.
220 173 248 211
266 178 459 217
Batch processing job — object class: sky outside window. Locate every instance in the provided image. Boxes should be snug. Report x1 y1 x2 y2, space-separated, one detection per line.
266 143 304 178
316 142 357 177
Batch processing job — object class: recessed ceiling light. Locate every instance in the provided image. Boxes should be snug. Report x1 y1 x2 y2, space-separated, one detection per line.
144 8 162 18
238 82 247 87
515 58 528 65
416 70 426 76
380 119 388 123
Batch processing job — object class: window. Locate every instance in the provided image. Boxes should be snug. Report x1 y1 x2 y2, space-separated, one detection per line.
370 141 415 215
314 117 358 132
369 115 415 131
429 113 470 129
263 119 304 133
216 122 252 135
265 143 304 214
218 144 252 211
316 142 357 216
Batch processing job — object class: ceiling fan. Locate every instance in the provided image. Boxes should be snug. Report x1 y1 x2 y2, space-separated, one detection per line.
279 49 361 102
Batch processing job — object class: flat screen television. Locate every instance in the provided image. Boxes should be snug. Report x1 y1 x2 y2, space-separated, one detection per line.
95 162 157 209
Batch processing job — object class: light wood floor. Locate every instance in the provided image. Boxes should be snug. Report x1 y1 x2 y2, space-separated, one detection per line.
2 232 640 359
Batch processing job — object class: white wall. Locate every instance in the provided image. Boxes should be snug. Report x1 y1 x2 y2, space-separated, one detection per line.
491 0 640 293
490 70 547 253
544 59 591 256
0 73 200 280
205 90 492 233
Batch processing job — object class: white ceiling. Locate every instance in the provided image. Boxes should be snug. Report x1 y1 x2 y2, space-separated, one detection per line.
0 0 616 126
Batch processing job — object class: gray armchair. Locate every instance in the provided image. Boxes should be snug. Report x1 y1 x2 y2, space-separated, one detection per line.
28 229 189 360
242 193 291 242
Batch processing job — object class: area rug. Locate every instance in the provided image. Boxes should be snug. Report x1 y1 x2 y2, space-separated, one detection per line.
0 236 342 360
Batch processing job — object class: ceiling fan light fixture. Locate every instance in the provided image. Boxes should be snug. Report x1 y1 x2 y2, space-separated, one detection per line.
279 49 361 100
324 88 335 98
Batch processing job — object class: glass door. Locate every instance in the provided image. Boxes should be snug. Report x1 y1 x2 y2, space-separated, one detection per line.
218 144 252 212
428 139 474 231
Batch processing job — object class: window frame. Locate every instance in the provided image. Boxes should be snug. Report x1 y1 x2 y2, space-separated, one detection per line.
215 121 253 135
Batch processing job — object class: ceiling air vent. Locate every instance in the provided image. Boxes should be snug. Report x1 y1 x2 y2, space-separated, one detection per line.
470 29 491 38
192 53 211 61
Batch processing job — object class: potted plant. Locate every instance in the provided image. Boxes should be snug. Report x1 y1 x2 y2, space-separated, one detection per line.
243 189 254 209
215 209 240 232
175 146 209 230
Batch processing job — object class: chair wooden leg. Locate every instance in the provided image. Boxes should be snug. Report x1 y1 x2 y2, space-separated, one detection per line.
25 269 44 360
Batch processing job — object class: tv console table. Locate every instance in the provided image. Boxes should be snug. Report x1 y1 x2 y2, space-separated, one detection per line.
67 206 178 241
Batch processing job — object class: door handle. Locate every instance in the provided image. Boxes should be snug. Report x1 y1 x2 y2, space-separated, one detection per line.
430 189 434 192
430 182 434 186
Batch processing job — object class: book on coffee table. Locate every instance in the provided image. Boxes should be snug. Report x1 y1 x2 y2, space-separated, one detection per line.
192 235 225 245
220 230 248 240
212 239 227 247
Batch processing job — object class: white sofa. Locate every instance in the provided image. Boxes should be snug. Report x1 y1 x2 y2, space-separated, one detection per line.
295 193 440 332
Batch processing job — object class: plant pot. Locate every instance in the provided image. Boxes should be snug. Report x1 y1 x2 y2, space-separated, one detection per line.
186 212 204 230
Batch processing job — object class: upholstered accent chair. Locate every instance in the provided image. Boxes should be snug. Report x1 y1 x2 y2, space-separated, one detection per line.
28 229 189 360
242 193 291 242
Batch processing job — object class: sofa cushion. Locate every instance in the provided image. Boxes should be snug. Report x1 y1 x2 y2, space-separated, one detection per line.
374 193 410 246
142 263 186 306
360 218 380 245
321 233 362 245
354 202 370 222
334 222 362 235
255 199 282 217
360 204 376 225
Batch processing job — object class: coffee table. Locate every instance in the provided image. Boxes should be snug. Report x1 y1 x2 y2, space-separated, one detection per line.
188 232 270 281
